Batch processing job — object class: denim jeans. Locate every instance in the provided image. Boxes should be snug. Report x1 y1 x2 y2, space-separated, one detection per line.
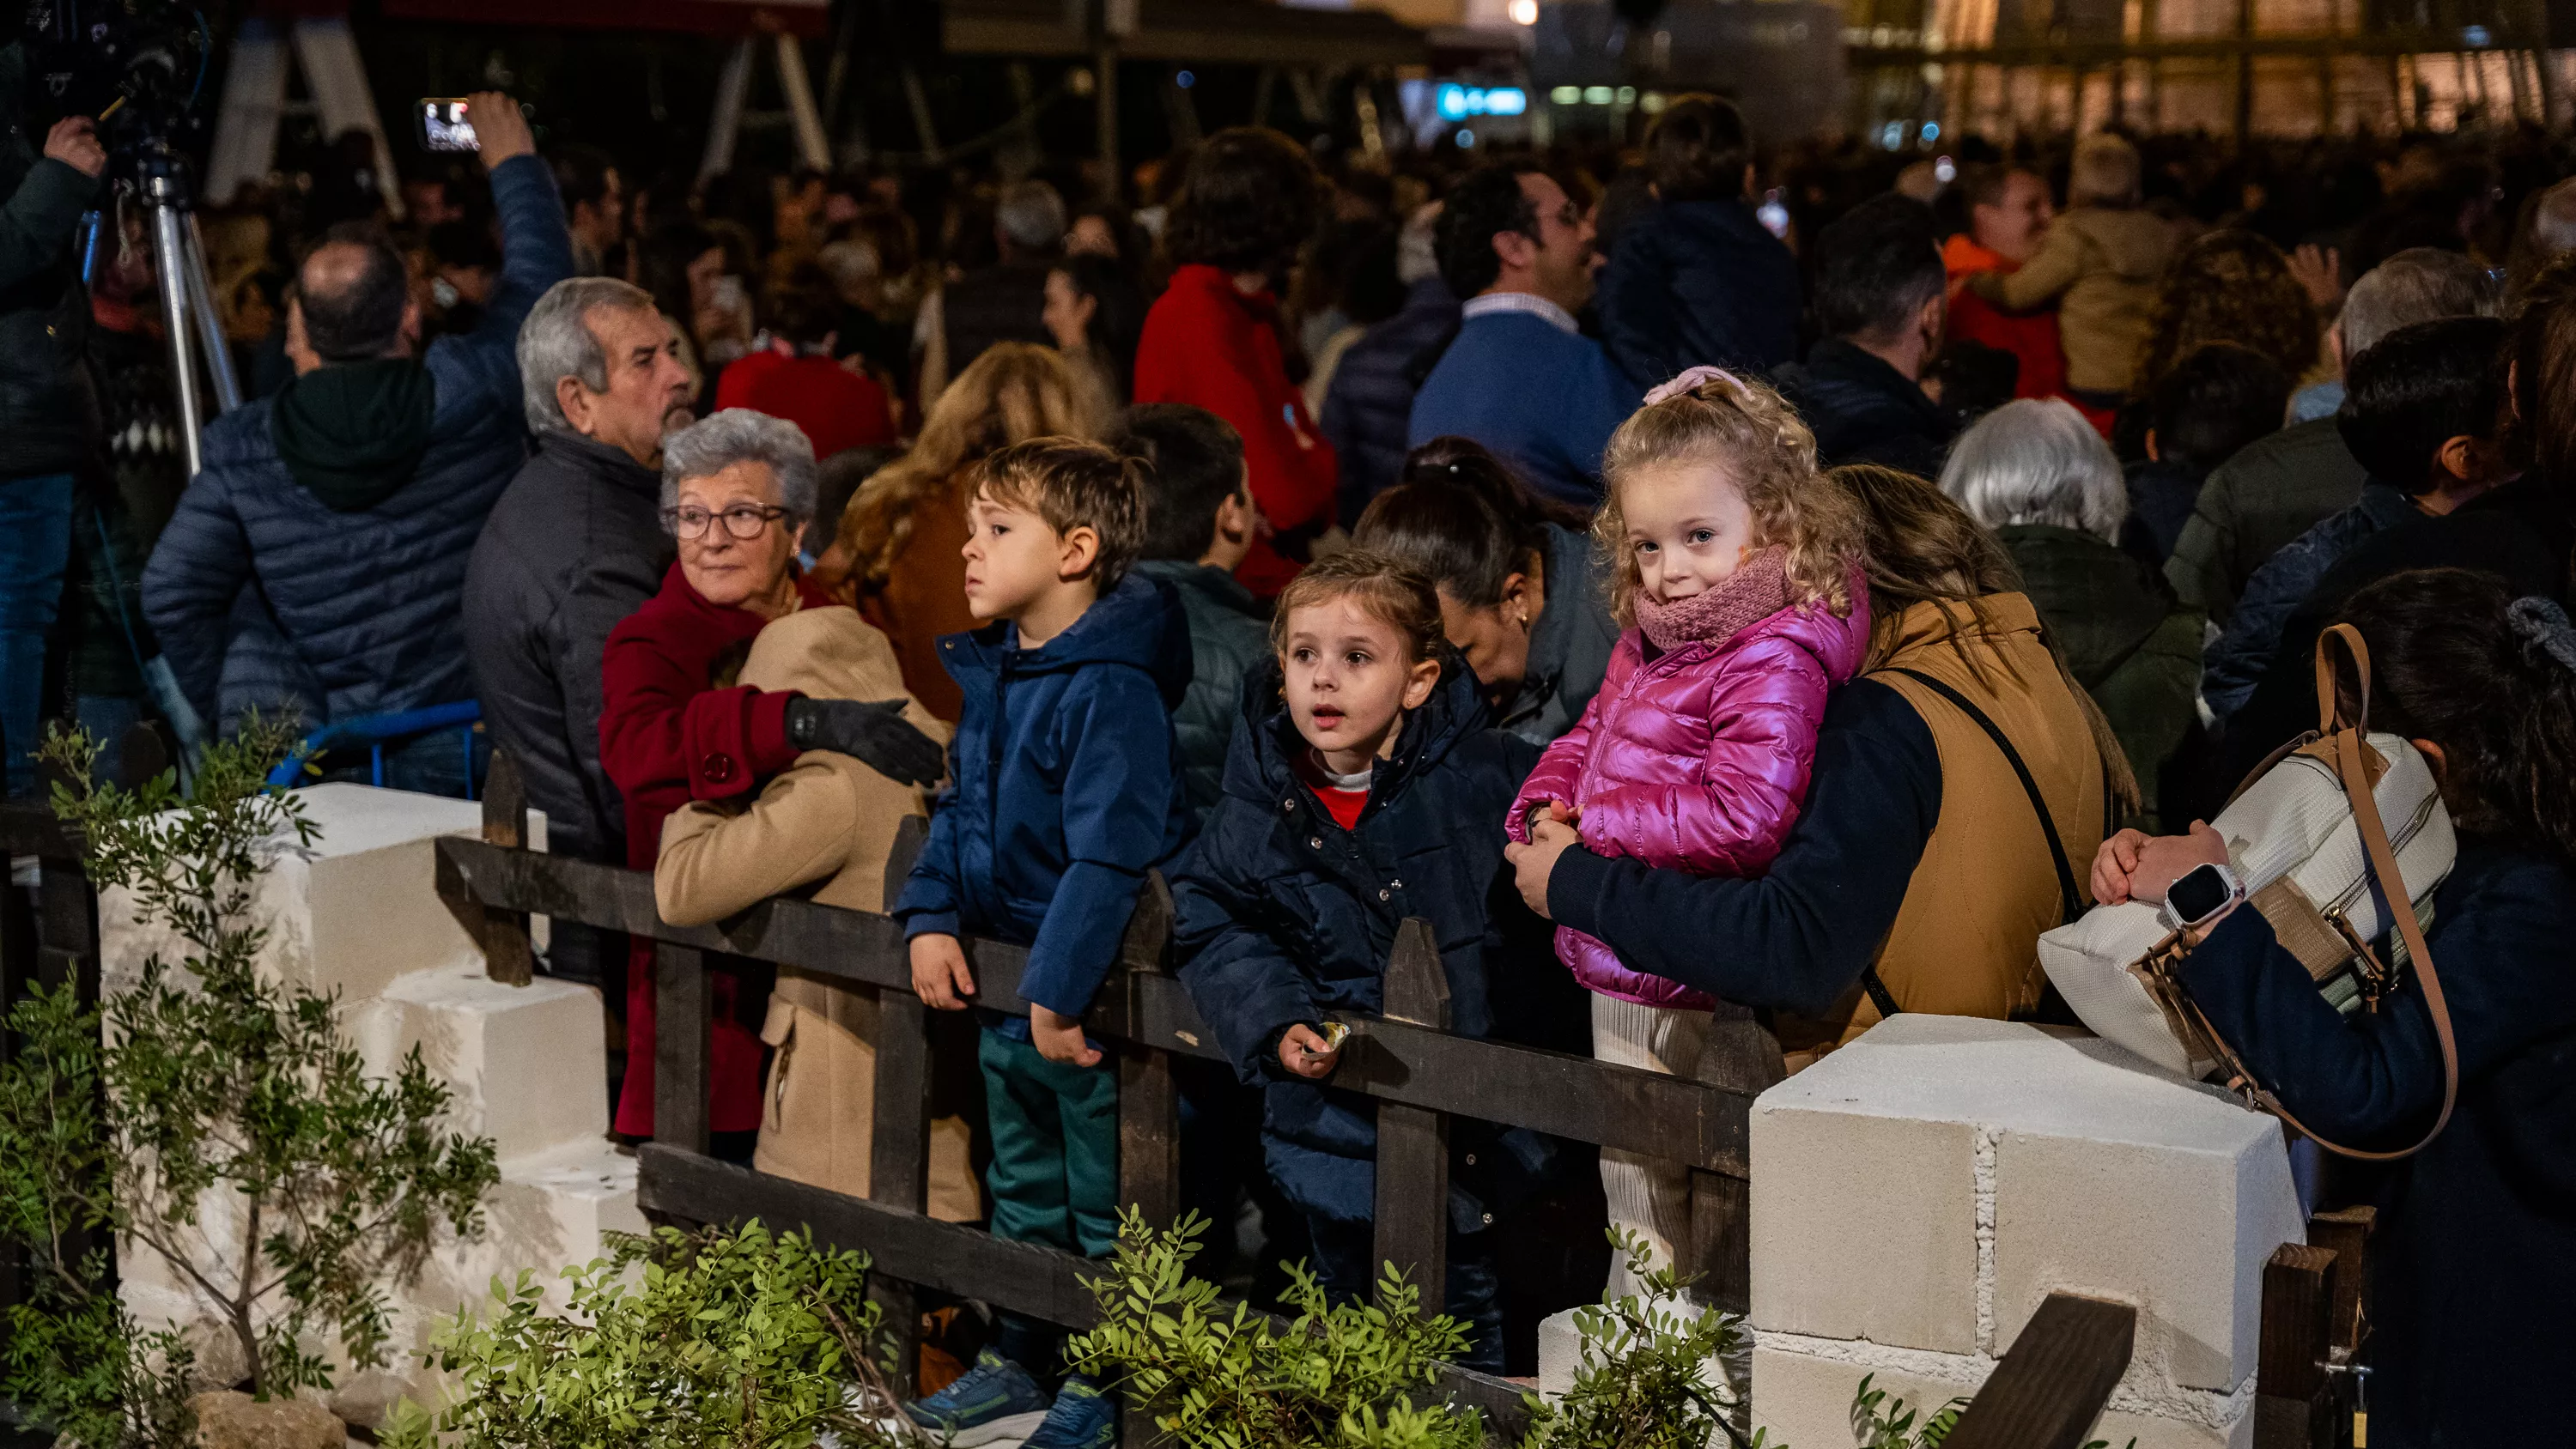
0 474 75 797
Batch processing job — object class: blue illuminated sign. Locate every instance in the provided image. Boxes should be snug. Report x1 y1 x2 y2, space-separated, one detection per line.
1437 84 1528 120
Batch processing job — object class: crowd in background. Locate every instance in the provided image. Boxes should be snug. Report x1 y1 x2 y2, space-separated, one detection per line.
3 77 2574 1449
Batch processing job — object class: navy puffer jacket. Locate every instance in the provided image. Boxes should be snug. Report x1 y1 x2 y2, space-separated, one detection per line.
895 571 1196 1039
1171 652 1574 1225
1596 197 1801 393
143 155 574 728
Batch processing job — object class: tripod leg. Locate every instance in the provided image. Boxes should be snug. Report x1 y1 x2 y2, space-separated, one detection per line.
699 39 755 185
181 216 243 415
147 203 207 478
775 33 831 173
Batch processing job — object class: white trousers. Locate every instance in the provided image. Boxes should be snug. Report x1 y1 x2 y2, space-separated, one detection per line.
1593 992 1714 1302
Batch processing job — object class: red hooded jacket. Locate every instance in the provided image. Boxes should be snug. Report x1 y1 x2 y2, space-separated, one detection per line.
1943 233 2069 406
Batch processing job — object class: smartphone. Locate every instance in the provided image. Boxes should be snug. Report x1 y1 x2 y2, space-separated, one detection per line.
1756 187 1790 240
418 98 477 154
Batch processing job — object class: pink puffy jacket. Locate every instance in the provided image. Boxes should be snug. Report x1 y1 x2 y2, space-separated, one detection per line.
1507 586 1872 1008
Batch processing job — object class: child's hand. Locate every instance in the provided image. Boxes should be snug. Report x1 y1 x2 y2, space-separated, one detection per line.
1522 798 1581 837
2091 828 2149 906
1030 1003 1101 1067
1278 1023 1342 1080
909 933 977 1009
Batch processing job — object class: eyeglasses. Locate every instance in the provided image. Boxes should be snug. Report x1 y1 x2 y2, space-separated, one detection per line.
663 504 789 540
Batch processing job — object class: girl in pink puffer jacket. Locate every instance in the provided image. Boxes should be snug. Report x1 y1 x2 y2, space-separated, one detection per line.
1505 366 1870 1295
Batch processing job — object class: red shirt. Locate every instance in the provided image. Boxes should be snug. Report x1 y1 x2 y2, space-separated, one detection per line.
1133 264 1339 596
714 349 898 458
1294 751 1371 832
1942 234 2069 405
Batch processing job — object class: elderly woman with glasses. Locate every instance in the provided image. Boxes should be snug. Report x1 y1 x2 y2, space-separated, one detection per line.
599 409 945 1148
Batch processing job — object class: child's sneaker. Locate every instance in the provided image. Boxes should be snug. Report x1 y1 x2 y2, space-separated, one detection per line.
1020 1374 1116 1449
896 1350 1051 1446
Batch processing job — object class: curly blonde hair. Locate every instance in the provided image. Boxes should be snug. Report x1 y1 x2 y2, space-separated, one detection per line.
1595 372 1866 627
2133 230 2323 392
834 342 1095 595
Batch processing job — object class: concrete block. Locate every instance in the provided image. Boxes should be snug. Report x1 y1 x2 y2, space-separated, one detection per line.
344 967 609 1164
1753 1336 2253 1449
1751 1089 1979 1353
1536 1307 1583 1403
1994 1120 2302 1391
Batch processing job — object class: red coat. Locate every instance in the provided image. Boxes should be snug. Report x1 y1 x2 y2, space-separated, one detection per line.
1943 234 2069 405
714 349 898 459
598 561 832 1137
1133 264 1338 596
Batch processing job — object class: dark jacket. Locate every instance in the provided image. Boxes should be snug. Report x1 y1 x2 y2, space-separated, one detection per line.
1998 524 2200 831
1134 559 1269 825
1319 275 1459 524
1771 338 1955 480
2119 458 2206 566
2202 480 2414 726
895 572 1194 1034
1596 197 1801 392
1496 521 1619 748
0 43 103 481
463 431 675 864
1171 654 1564 1224
2180 840 2576 1449
941 260 1054 379
2163 416 2368 626
142 155 573 728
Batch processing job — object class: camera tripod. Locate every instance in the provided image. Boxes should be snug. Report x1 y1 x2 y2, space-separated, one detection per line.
84 142 241 476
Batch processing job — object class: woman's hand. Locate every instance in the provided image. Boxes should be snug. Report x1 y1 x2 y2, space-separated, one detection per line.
1277 1023 1342 1080
786 697 948 785
1503 814 1582 920
2092 828 2150 906
909 933 976 1009
1030 1004 1102 1068
2129 822 2232 906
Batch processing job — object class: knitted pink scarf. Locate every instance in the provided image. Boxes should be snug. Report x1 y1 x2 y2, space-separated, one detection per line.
1633 545 1793 653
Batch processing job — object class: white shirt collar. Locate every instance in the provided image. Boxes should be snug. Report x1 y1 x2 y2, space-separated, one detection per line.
1461 290 1579 335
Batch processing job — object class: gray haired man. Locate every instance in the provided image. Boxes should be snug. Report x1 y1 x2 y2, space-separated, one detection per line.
463 276 697 965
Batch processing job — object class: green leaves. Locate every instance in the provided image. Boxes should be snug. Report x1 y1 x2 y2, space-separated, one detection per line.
1518 1228 1777 1449
0 722 502 1429
1063 1209 1484 1449
385 1220 914 1449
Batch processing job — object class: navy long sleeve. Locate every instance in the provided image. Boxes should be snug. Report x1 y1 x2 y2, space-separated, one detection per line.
1546 678 1939 1017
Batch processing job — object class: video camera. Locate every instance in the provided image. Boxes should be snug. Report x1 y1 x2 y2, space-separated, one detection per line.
21 0 212 163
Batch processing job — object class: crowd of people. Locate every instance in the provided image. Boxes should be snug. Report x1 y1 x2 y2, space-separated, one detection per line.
1 69 2571 1449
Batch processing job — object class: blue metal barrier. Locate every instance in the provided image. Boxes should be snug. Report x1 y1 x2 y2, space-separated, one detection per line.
265 700 484 797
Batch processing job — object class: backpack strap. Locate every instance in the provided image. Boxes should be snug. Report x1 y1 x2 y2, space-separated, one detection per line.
2189 624 2459 1161
1854 667 2086 1020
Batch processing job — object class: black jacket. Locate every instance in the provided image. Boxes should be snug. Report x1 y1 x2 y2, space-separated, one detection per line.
1318 275 1459 523
1597 197 1801 392
0 44 103 480
1771 338 1955 480
1170 654 1570 1224
2181 840 2576 1448
463 431 673 864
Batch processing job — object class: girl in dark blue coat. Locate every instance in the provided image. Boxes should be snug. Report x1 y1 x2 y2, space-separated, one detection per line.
2093 568 2576 1449
1170 550 1570 1372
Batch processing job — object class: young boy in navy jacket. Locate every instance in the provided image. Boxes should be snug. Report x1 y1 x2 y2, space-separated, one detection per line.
894 437 1193 1448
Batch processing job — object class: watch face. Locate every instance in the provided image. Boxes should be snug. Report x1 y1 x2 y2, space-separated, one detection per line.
2168 864 2232 924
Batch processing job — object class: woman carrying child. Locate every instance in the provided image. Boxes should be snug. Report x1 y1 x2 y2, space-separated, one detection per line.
1504 367 1871 1297
1171 550 1558 1372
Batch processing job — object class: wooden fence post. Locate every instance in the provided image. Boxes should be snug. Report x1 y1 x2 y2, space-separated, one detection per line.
1944 1291 2137 1449
471 751 533 985
867 815 935 1397
2305 1206 2373 1355
653 941 711 1155
2254 1242 2339 1449
1371 918 1449 1315
1687 1003 1783 1314
1115 872 1179 1231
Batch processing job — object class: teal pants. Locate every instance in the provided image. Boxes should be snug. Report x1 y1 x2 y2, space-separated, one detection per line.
978 1027 1121 1259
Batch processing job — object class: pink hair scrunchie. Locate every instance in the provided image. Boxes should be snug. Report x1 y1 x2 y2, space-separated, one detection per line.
1643 365 1755 407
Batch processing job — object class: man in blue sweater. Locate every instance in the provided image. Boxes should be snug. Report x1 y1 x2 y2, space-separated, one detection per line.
1408 162 1634 509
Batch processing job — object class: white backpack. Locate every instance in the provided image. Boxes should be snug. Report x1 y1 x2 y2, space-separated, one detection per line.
2038 625 2463 1160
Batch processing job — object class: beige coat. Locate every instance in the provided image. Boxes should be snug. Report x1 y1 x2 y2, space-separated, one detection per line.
1970 206 2176 397
654 607 976 1220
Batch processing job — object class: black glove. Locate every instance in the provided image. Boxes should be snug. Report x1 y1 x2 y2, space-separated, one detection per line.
782 698 947 786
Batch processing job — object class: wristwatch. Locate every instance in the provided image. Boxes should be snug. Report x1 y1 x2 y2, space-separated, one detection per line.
2160 861 2245 933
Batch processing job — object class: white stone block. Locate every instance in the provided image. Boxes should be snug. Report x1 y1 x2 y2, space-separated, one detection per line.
345 967 609 1164
1536 1307 1583 1402
1753 1335 2255 1449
